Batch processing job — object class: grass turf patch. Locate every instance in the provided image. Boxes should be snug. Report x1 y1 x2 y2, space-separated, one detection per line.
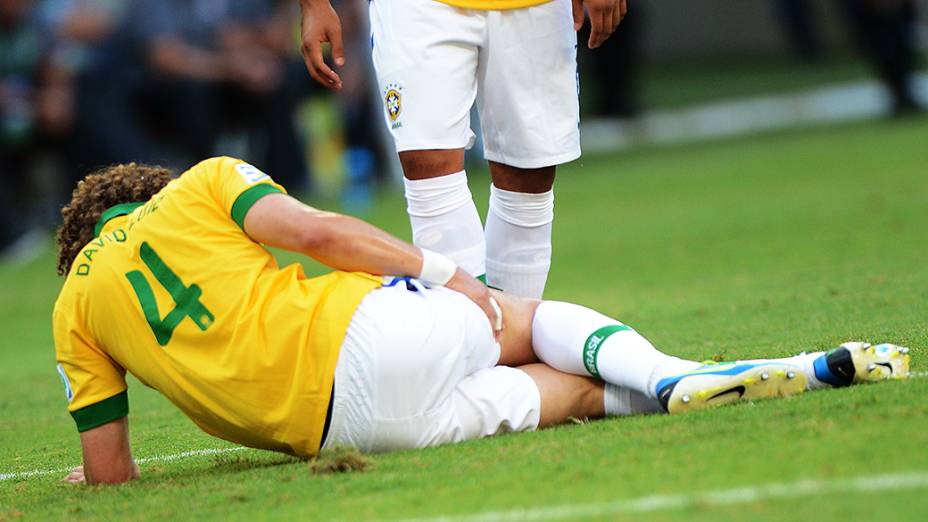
1 117 927 520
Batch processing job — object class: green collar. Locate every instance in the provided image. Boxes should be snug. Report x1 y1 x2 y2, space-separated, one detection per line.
94 202 144 236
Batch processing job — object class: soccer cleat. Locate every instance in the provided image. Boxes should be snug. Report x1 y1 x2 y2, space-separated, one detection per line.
655 361 808 414
813 342 911 387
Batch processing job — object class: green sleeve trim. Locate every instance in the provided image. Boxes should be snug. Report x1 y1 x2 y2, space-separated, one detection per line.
71 391 129 432
94 202 144 237
230 184 283 230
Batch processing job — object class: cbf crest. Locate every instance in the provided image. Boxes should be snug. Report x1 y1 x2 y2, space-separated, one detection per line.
383 83 403 129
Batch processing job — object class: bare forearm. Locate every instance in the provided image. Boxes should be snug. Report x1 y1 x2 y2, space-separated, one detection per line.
300 213 423 276
77 417 138 485
244 194 424 277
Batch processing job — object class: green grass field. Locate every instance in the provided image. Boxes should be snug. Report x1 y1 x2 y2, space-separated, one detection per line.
2 118 927 521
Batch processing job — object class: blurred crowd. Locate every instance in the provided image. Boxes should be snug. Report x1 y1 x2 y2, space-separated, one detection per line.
777 0 923 114
0 0 924 261
0 0 388 259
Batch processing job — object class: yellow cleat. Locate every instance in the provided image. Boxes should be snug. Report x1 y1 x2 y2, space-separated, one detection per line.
655 361 808 414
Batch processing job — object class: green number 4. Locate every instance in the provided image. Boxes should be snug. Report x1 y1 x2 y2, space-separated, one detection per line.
125 242 214 346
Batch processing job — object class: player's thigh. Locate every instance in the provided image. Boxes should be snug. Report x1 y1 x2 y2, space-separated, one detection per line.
369 0 482 152
477 0 580 168
447 366 541 442
369 365 541 452
325 281 500 452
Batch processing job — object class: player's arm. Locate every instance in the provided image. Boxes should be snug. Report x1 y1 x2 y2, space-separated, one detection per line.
64 417 139 485
55 302 137 486
243 193 500 333
299 0 344 90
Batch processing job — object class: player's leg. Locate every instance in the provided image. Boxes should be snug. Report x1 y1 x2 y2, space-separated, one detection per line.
492 291 805 414
324 281 508 452
492 291 910 413
400 149 486 278
484 163 556 298
323 280 660 453
492 291 678 413
512 363 661 427
477 0 581 297
369 0 487 277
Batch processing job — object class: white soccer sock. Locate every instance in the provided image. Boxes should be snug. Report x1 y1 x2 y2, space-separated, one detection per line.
484 184 553 298
604 383 664 416
404 171 485 277
532 301 699 398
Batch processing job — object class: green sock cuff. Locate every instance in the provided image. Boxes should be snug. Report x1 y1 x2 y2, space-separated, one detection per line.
583 324 632 378
475 274 503 291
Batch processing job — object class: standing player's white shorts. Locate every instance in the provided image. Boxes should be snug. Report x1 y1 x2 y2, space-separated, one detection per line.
369 0 580 169
323 279 541 453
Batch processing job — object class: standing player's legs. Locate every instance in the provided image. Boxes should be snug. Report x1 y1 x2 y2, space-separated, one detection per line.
370 0 487 277
485 163 556 298
478 0 581 298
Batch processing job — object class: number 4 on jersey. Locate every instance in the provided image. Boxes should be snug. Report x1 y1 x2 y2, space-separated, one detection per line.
126 242 214 346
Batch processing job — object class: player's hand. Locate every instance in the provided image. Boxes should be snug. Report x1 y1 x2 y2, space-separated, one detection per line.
445 269 503 339
299 0 344 90
573 0 627 49
62 466 85 484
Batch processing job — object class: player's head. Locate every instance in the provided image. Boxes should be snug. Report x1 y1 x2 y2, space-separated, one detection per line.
57 163 174 276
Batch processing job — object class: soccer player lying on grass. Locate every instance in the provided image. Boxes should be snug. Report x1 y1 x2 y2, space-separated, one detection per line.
54 157 911 485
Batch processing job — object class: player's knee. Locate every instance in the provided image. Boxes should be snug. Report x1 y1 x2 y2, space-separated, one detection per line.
493 290 541 366
488 162 556 193
400 149 465 179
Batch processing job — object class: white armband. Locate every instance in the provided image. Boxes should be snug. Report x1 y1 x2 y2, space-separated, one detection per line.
418 248 457 286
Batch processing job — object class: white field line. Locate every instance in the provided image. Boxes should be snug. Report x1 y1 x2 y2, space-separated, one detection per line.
0 446 246 482
397 471 928 522
3 375 925 483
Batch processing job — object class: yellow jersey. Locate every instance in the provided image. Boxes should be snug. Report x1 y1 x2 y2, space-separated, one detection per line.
53 157 381 457
436 0 551 10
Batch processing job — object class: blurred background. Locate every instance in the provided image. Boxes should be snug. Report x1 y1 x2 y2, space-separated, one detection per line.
1 0 926 264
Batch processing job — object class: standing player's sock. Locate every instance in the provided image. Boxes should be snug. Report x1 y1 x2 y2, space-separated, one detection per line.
604 383 664 416
531 301 700 398
484 185 553 298
404 171 485 277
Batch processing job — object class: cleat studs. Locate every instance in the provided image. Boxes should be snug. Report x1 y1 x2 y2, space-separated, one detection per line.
682 395 691 404
901 347 910 354
867 363 877 372
786 371 796 380
761 372 769 381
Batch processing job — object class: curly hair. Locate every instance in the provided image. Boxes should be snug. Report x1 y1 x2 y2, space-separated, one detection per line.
56 163 174 276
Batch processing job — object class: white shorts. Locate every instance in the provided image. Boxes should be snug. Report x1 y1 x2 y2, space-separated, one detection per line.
323 279 541 453
369 0 581 169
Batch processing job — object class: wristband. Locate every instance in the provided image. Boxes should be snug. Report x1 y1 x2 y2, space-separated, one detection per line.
418 248 457 286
